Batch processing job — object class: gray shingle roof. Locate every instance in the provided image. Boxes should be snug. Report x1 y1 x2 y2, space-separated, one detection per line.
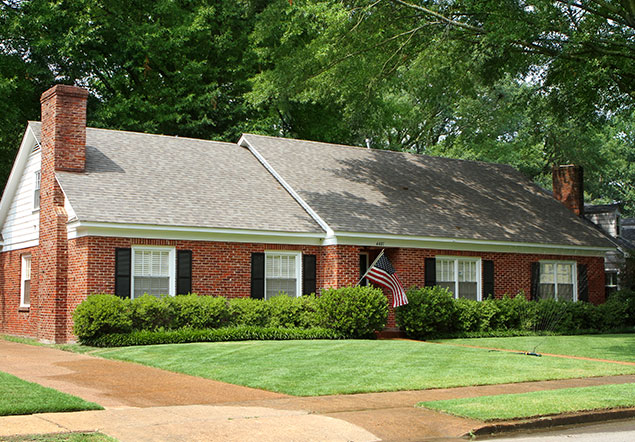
242 134 613 248
29 122 323 233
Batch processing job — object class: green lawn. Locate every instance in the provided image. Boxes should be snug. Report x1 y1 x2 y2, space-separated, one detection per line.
0 371 102 416
92 339 635 396
419 383 635 421
434 334 635 362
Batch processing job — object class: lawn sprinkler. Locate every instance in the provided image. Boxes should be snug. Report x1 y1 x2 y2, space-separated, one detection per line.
523 351 542 357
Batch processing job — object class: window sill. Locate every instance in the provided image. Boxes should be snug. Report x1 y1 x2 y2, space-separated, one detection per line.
18 306 30 313
32 208 40 214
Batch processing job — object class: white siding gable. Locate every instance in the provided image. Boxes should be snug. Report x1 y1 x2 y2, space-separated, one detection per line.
1 148 41 251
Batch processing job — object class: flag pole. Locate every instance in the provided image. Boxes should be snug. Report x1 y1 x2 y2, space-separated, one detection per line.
355 249 385 287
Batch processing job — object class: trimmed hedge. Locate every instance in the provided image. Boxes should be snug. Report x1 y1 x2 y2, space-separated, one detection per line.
84 326 345 347
73 286 387 344
396 287 635 339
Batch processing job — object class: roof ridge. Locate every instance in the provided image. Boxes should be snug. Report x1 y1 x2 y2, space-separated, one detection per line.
243 133 517 170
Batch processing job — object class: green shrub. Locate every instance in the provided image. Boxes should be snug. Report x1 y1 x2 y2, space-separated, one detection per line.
84 326 345 347
169 294 230 329
265 294 320 328
73 294 132 342
228 297 271 327
395 286 456 339
315 286 388 338
491 294 531 330
130 295 172 331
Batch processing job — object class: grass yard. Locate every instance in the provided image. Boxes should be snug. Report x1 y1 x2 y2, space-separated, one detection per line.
434 334 635 362
418 383 635 421
0 371 102 416
91 338 635 396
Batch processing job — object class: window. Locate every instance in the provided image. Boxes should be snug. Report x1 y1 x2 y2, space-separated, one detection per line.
21 255 31 307
538 261 576 301
605 271 618 296
131 247 175 298
436 257 481 300
33 170 41 210
265 252 301 300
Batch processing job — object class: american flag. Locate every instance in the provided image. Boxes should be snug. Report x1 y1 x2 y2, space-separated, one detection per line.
365 253 408 308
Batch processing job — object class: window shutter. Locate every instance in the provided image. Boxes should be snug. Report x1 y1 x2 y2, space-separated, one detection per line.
302 254 317 295
251 253 265 299
176 250 192 295
578 264 589 302
530 262 540 301
115 248 131 299
482 260 495 300
424 258 436 287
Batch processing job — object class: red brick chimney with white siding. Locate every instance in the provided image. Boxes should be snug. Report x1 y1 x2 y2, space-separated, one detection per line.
38 85 88 342
552 164 584 217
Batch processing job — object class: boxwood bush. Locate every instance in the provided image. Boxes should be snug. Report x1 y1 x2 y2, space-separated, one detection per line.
395 286 456 338
315 286 388 338
73 294 132 340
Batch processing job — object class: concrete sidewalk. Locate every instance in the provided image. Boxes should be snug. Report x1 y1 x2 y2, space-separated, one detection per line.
1 339 634 441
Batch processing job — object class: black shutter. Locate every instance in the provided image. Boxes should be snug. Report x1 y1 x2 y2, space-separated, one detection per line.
176 250 192 295
302 254 317 295
424 258 436 287
251 253 265 299
115 248 131 299
482 260 495 300
359 254 368 286
578 264 589 302
530 262 540 301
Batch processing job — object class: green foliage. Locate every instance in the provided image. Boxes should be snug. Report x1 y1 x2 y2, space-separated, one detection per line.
72 294 132 341
169 294 230 329
395 286 456 338
84 326 344 347
227 297 271 327
265 294 320 328
129 294 172 331
315 286 388 338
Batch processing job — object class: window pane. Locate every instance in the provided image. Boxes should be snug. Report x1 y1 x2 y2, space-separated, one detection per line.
438 281 455 295
538 283 555 300
266 278 296 299
23 280 30 305
557 284 574 302
134 250 169 277
437 260 454 282
133 276 170 298
459 282 478 300
540 263 554 283
557 264 573 284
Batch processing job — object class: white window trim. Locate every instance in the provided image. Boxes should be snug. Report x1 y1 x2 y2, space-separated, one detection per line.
264 250 302 299
539 260 578 302
33 170 41 212
436 256 482 301
131 246 176 298
20 254 31 308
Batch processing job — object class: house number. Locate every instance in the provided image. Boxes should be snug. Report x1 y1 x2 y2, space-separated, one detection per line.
376 241 384 246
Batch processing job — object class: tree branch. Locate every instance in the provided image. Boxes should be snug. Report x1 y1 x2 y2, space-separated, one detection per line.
390 0 485 34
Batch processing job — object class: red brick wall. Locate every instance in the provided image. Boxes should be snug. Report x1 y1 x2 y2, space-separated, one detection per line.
552 165 584 217
0 246 39 338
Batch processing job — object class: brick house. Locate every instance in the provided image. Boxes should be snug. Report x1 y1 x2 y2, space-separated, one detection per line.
0 85 614 343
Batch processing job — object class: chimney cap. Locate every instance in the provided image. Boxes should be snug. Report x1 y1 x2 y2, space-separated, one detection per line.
40 84 88 103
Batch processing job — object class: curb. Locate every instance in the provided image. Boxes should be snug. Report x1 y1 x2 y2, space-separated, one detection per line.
469 407 635 438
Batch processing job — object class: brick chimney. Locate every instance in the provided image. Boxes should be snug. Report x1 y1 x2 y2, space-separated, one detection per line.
37 84 88 342
40 85 88 172
552 165 584 217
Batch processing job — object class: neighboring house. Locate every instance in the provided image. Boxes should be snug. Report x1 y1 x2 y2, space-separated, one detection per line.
0 85 615 343
584 203 635 294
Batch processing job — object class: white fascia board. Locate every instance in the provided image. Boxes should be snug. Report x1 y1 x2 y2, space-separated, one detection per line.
55 178 78 222
1 239 39 252
333 231 613 257
0 125 38 231
238 135 336 241
66 221 326 246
